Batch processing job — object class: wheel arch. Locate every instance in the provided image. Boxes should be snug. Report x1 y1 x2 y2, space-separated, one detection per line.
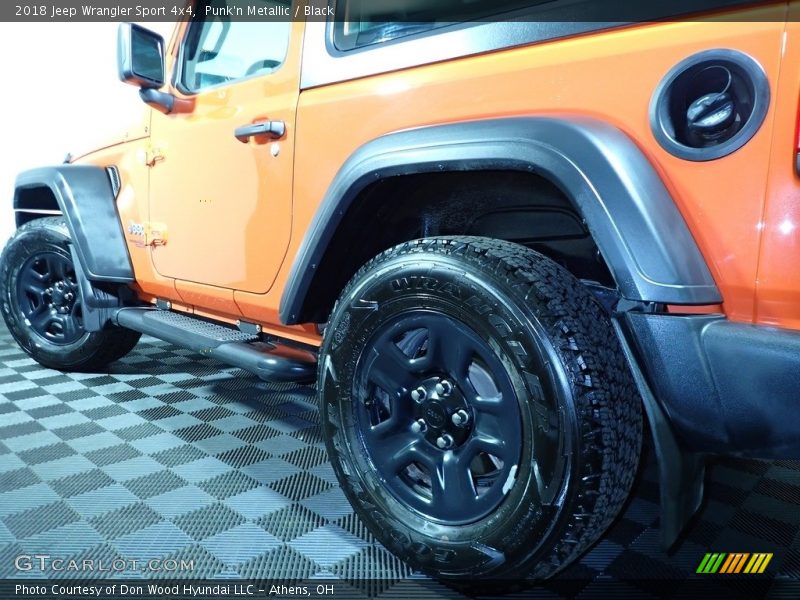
280 116 721 325
13 165 133 283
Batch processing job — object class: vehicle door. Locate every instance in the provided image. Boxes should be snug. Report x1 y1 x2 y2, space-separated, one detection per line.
149 0 300 296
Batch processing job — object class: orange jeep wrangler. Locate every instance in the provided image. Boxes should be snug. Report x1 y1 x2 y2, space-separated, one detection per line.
3 0 799 583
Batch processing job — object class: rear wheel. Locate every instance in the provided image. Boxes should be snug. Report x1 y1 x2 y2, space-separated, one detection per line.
319 237 642 581
1 217 141 371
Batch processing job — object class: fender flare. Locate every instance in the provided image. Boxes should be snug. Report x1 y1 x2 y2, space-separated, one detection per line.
280 116 721 325
13 165 134 283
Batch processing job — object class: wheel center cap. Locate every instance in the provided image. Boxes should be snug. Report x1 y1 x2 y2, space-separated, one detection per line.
51 287 67 306
423 402 447 428
410 376 474 450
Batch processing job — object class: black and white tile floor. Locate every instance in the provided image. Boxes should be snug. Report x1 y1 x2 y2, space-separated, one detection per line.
0 327 798 598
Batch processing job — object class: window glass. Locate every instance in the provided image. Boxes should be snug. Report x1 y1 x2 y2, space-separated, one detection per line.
331 0 549 51
331 0 760 52
180 0 291 92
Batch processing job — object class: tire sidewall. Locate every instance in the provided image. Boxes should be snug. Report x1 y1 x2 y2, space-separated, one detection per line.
320 251 581 577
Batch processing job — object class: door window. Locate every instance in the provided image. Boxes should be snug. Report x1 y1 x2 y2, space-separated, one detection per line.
330 0 760 51
179 0 291 92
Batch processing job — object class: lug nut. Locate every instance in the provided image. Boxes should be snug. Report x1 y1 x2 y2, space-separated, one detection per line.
451 409 470 427
435 380 453 397
45 288 53 295
411 387 427 402
411 419 427 434
65 293 74 301
436 434 454 449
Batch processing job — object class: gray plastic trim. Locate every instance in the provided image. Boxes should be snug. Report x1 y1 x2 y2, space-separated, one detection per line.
624 312 800 458
280 116 721 324
14 165 134 283
613 318 705 549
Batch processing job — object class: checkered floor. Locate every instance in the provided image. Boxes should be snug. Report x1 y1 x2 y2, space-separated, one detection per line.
0 326 798 598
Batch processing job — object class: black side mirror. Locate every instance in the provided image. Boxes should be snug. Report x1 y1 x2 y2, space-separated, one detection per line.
118 23 165 89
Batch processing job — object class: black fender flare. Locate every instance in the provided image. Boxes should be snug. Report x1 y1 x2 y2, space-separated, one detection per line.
280 116 721 325
13 165 134 283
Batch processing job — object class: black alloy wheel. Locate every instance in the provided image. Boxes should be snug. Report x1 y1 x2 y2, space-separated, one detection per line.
319 237 642 582
1 217 141 371
353 312 523 525
16 251 84 345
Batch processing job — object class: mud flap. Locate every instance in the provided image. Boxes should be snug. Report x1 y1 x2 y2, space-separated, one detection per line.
612 318 706 549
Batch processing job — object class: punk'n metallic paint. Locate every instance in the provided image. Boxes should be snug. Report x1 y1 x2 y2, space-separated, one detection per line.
79 1 800 342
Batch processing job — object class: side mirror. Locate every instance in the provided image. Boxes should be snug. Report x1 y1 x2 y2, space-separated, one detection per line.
117 23 165 89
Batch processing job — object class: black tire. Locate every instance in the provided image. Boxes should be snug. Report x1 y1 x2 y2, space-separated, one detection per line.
1 217 141 371
319 237 642 581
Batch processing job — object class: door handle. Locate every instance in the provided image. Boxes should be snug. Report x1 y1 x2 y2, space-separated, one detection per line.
234 120 286 142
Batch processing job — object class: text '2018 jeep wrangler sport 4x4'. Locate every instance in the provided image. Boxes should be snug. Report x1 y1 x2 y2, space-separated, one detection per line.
3 0 800 583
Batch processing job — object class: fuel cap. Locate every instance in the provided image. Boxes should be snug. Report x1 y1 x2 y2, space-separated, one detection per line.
686 92 736 137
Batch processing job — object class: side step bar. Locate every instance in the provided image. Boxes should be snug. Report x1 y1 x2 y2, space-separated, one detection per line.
114 308 316 383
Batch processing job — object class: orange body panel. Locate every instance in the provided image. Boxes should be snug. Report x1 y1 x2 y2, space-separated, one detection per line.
88 138 179 302
148 21 305 301
82 3 800 340
756 9 800 329
284 11 785 328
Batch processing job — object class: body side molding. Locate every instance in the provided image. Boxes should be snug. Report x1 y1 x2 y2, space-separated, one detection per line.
14 165 134 283
281 117 721 325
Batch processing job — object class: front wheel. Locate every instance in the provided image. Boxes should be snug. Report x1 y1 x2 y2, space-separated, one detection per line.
1 217 141 371
319 237 642 581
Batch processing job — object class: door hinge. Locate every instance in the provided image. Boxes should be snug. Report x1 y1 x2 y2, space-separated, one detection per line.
145 147 165 167
145 222 168 246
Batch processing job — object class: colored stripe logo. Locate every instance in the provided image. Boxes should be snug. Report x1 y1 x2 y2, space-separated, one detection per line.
696 553 773 574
